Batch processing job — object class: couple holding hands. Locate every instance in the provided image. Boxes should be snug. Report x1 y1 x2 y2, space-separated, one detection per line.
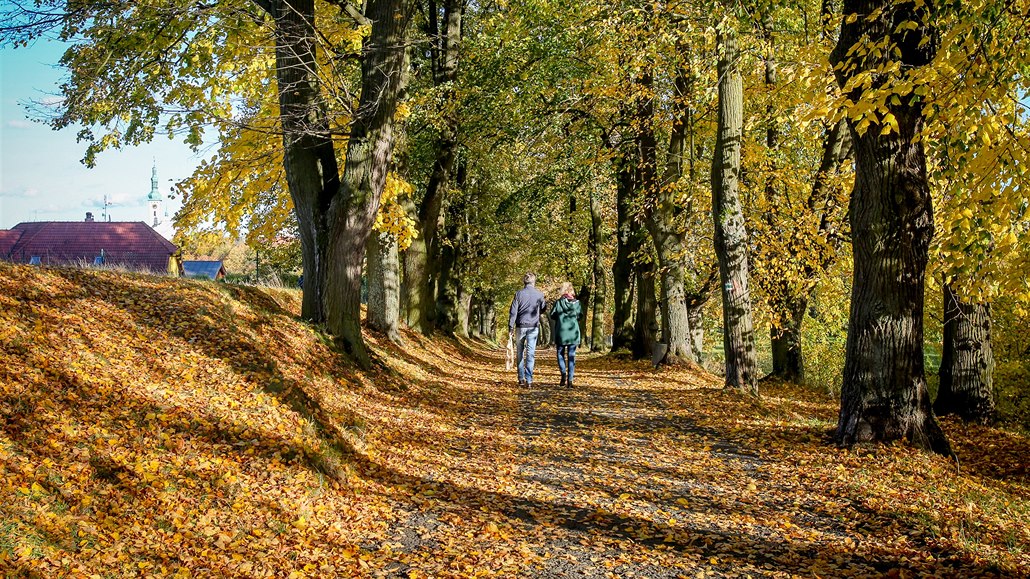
507 273 582 388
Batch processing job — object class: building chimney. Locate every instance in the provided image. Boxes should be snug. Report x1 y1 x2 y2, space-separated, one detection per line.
85 212 94 222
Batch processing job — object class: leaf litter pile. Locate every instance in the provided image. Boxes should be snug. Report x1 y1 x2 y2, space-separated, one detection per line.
1 263 1027 578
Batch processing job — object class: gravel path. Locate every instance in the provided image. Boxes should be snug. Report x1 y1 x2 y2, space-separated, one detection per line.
368 347 1008 578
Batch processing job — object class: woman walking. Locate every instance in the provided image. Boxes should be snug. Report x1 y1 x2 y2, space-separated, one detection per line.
550 282 583 388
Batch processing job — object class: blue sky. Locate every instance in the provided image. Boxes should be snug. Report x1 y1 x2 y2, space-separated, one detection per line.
0 40 202 229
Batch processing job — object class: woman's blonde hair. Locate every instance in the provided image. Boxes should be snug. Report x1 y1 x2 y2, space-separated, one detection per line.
560 282 575 297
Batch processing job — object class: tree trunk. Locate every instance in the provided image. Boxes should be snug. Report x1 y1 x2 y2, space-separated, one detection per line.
401 202 428 329
588 186 607 351
324 0 411 369
479 299 496 341
611 155 637 352
632 262 658 360
653 240 694 363
770 297 807 382
766 119 851 380
831 0 951 455
935 283 995 424
271 0 340 324
453 285 472 338
578 282 591 345
406 0 465 334
711 26 759 393
366 231 401 342
687 304 704 364
435 220 461 333
684 268 718 365
646 67 695 366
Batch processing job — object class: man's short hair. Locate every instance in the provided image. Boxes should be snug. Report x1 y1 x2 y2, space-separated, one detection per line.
523 272 536 285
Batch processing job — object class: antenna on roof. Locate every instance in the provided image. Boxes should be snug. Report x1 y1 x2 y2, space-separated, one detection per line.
101 195 111 222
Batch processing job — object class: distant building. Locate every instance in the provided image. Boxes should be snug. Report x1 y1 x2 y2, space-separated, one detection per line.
147 162 176 241
0 216 182 275
182 260 227 280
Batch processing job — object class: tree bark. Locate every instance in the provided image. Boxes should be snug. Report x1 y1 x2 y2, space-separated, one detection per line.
687 304 704 364
324 0 411 368
435 215 461 334
685 267 718 365
400 196 428 328
770 297 807 382
935 283 995 424
632 262 658 360
831 0 951 455
578 282 592 345
640 66 696 366
366 231 401 342
611 154 638 352
405 0 465 334
270 0 340 324
588 186 607 351
711 26 759 393
478 299 496 340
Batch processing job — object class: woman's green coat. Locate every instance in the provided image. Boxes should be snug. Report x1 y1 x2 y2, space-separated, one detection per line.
550 297 582 346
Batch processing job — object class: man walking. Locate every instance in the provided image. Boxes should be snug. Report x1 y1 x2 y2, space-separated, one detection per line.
509 273 547 386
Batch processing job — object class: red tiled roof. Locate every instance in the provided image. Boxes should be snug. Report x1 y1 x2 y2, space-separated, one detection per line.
0 230 24 257
1 221 178 273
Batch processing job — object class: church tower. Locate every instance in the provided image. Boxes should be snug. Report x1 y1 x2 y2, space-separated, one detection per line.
146 161 175 240
147 161 163 227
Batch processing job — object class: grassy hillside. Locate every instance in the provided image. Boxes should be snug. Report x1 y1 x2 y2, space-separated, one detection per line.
1 262 1028 577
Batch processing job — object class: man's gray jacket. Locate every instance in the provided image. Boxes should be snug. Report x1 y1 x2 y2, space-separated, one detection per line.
509 285 546 331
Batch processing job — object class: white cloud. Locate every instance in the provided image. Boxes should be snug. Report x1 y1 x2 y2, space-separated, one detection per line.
82 193 145 209
0 187 40 198
5 119 33 129
37 96 65 107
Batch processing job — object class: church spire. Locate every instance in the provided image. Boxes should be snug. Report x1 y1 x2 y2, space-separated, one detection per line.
147 160 162 202
147 160 163 227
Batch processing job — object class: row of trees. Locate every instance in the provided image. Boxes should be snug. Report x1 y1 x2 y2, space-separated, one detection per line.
3 0 1027 452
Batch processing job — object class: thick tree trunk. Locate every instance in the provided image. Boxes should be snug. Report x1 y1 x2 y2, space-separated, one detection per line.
435 163 470 335
401 209 428 329
452 285 472 338
831 0 951 455
770 297 807 382
406 0 464 334
578 283 591 345
687 304 704 364
477 299 496 341
366 231 401 342
271 0 339 324
632 262 658 360
611 157 637 352
766 119 851 380
324 0 411 369
646 68 695 366
684 268 718 365
653 239 694 363
588 187 607 351
435 221 461 334
711 27 759 393
935 284 995 424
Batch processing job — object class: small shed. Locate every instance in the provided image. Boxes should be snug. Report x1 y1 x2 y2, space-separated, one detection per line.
182 260 227 280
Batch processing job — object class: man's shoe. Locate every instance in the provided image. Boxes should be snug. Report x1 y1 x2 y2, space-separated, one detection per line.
559 376 566 388
567 381 574 389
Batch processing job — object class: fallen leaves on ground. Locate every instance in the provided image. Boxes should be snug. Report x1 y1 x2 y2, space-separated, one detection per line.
1 263 1027 577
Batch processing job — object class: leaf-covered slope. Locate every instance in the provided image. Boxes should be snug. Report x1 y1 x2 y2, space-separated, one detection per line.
0 263 393 575
2 262 1029 578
